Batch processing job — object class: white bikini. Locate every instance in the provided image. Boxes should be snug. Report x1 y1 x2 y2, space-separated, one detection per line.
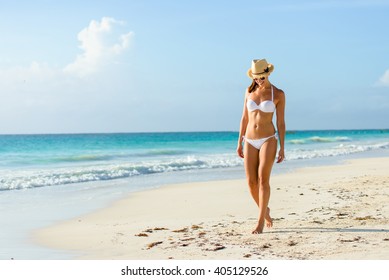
244 86 278 150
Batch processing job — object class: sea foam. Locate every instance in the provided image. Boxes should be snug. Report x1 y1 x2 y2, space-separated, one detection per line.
0 154 242 190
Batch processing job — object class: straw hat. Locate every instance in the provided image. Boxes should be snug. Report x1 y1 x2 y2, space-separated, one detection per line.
247 59 274 79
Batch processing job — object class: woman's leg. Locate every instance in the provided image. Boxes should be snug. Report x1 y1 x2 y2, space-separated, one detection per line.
243 141 260 209
253 137 277 234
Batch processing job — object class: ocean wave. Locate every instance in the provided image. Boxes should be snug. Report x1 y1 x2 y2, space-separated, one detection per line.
39 150 190 164
288 136 352 144
0 154 242 191
67 150 189 161
57 154 116 162
287 141 389 160
2 140 388 191
137 149 189 157
308 136 351 143
288 139 306 144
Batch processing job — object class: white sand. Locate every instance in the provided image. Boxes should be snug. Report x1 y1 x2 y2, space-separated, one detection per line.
35 157 389 259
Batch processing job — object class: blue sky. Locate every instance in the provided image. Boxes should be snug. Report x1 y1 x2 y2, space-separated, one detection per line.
0 0 388 134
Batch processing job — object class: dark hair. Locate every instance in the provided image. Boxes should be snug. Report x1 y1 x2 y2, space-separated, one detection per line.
248 80 257 93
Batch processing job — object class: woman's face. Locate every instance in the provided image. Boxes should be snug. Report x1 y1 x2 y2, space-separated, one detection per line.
254 76 267 87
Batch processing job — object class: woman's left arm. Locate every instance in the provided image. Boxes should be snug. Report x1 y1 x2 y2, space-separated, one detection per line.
276 90 286 163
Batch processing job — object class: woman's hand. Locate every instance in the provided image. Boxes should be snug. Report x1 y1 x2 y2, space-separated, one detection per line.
276 148 285 163
237 144 244 158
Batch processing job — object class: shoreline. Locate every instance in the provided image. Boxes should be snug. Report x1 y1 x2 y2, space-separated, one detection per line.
35 157 389 260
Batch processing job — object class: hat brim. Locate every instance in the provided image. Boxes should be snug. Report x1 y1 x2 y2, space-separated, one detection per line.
247 64 274 79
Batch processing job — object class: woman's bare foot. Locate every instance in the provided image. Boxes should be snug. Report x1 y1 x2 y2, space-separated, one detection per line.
252 222 264 234
252 207 272 234
265 207 273 228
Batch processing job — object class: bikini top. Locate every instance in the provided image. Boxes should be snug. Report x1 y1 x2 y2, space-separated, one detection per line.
246 85 276 113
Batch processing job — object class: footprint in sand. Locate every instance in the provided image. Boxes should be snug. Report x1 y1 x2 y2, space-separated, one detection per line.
336 213 349 218
355 216 375 220
191 225 202 230
147 241 163 249
172 227 188 233
212 223 225 228
181 237 196 242
338 236 361 243
287 240 298 246
260 243 272 249
205 244 226 251
153 227 169 231
141 227 169 234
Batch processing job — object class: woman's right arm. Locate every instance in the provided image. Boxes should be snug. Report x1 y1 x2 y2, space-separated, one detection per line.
237 90 249 158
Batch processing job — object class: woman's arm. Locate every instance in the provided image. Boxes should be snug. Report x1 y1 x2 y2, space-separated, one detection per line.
237 89 249 158
276 90 286 163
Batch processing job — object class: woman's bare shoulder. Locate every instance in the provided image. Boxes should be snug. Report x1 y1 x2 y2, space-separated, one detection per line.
272 85 285 104
273 85 285 97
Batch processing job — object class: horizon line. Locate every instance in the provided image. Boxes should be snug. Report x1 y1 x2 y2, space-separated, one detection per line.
0 128 388 136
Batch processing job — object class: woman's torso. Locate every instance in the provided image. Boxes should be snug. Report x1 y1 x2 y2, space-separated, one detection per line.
245 85 277 139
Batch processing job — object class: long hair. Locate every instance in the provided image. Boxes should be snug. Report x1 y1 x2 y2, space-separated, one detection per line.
248 80 257 93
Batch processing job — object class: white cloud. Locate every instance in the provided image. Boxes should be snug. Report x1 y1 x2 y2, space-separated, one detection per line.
0 61 59 90
377 69 389 87
0 17 134 134
63 17 134 77
0 17 133 85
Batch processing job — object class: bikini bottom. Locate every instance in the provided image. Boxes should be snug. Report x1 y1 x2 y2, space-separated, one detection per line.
244 133 278 150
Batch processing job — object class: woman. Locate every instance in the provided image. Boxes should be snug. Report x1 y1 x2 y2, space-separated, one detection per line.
237 59 286 234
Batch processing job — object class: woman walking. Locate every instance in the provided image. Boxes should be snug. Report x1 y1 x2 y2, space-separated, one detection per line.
237 59 286 234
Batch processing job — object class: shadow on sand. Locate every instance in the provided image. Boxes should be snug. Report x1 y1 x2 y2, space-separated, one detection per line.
268 227 389 234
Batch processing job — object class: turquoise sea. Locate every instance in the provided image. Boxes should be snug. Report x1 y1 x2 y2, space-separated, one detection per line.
1 129 389 191
1 129 389 259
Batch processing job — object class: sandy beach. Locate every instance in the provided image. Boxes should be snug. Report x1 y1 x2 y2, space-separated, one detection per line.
35 157 389 260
